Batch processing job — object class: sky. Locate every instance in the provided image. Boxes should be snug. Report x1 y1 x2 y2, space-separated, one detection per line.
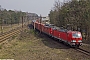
0 0 64 16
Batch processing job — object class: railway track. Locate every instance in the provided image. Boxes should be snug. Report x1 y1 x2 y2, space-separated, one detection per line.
75 47 90 56
0 27 20 37
0 20 31 43
0 25 27 43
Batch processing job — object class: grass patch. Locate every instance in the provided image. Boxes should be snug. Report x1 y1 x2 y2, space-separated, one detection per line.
29 29 35 34
0 45 2 49
0 28 90 60
12 35 17 40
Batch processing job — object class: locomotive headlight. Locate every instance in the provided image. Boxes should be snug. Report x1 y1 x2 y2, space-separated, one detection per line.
71 40 76 42
78 40 82 42
78 34 81 37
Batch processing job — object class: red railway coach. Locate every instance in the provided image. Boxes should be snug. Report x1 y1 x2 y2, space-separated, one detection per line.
59 29 68 41
43 24 54 36
37 23 41 30
31 20 82 47
52 28 59 38
43 25 50 34
41 24 44 32
51 27 69 43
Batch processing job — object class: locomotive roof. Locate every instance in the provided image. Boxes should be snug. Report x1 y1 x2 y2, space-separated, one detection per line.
59 29 68 32
67 30 80 34
51 26 68 32
44 24 55 28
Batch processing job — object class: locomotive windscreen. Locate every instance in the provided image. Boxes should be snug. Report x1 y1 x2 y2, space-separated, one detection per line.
72 33 81 38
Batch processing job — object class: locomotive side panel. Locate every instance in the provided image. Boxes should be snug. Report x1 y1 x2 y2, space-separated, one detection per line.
59 32 68 42
49 28 53 36
44 26 48 34
52 29 59 39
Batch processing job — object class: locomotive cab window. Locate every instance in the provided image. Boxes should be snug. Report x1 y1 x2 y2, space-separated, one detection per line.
72 33 81 38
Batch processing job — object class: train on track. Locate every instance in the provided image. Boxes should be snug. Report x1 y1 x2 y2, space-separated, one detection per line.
31 20 82 47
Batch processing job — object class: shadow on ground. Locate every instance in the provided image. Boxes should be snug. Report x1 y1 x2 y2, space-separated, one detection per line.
38 33 70 49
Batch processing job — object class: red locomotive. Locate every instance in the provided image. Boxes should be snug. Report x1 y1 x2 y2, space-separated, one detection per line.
32 20 82 47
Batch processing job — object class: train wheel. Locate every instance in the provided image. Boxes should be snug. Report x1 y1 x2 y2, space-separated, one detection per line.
75 44 79 48
58 39 62 42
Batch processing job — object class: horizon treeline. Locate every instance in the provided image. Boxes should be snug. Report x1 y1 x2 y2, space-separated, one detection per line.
0 5 26 25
